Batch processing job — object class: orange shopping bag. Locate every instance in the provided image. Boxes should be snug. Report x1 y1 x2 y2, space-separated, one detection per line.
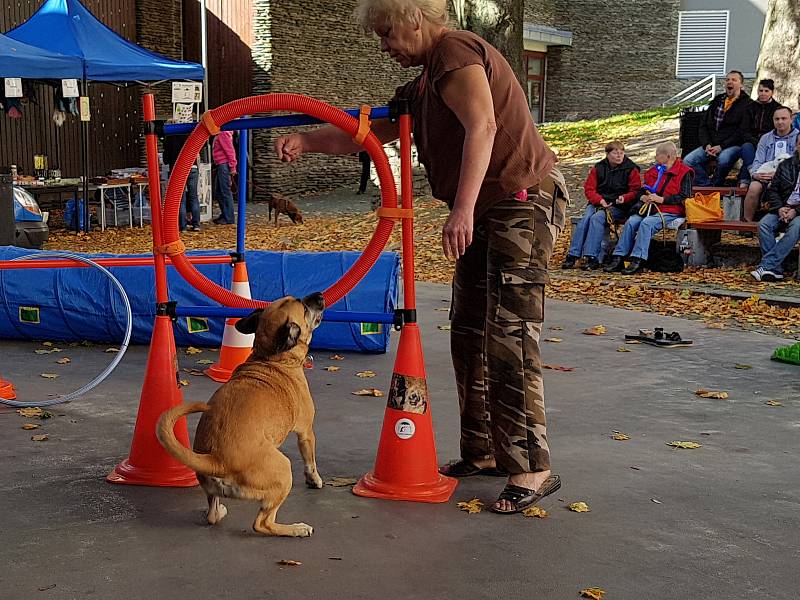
685 191 723 223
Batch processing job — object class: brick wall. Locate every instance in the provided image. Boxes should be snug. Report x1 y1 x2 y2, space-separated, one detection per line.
136 0 185 120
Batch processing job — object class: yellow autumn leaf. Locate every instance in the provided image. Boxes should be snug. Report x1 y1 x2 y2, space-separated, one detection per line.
667 441 702 449
355 370 376 378
330 354 345 360
40 373 59 379
352 388 383 397
694 389 729 399
182 368 205 376
196 359 214 365
324 366 341 372
34 349 52 355
277 559 302 566
22 423 40 430
178 379 190 386
544 337 563 343
569 501 591 513
765 400 782 406
31 434 49 442
580 588 606 600
457 498 484 514
522 506 548 518
616 346 632 353
105 347 120 353
582 325 607 336
185 347 203 355
42 341 53 347
734 364 752 370
611 433 631 441
55 357 71 365
437 325 451 331
17 407 49 419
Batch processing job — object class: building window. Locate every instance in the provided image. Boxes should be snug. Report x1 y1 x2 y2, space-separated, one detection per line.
676 10 729 79
524 51 546 123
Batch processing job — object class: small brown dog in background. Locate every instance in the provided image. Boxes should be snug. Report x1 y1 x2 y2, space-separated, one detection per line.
268 194 303 226
157 292 325 537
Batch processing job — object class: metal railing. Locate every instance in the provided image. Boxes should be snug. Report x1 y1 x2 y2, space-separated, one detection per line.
662 74 716 106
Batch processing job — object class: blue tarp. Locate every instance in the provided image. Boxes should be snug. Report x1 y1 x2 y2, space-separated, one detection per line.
5 0 204 82
0 33 83 78
0 248 399 353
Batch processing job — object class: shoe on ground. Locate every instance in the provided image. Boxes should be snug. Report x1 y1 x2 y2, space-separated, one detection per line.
561 255 578 269
750 266 783 282
604 256 624 273
621 258 643 275
213 217 232 225
190 225 201 232
580 256 601 271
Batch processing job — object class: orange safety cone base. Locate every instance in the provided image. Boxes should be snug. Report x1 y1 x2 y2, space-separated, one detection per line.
353 471 457 503
107 315 198 487
0 377 16 400
204 344 252 383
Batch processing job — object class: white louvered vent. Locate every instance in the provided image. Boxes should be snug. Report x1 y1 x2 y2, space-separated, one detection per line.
676 10 729 79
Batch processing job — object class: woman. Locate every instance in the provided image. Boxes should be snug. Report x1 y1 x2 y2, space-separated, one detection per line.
604 141 693 275
561 140 640 270
275 0 567 514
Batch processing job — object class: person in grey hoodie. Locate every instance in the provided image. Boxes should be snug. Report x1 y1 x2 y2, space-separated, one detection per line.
743 106 798 221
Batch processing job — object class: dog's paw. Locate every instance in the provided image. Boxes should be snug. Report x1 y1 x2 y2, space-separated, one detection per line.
207 502 228 525
290 523 313 537
305 471 324 489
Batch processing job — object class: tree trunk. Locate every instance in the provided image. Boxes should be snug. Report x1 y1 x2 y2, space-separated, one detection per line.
450 0 524 86
755 0 800 109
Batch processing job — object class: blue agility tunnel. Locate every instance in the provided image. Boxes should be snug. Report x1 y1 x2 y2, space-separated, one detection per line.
0 248 399 352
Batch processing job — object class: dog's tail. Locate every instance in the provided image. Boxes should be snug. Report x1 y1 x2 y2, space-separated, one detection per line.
156 403 225 477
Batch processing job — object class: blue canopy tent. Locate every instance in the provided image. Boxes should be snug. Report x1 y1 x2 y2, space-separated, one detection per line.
0 33 83 79
5 0 204 229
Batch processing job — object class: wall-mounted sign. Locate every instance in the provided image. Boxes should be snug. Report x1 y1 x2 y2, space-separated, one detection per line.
62 79 80 98
79 96 91 122
4 78 23 98
172 82 203 104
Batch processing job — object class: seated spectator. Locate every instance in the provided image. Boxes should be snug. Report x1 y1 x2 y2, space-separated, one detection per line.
684 71 752 186
604 141 693 275
562 141 641 270
740 79 781 186
751 146 800 282
743 106 798 222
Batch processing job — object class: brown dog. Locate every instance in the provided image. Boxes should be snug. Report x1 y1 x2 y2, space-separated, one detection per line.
157 292 325 537
268 194 303 226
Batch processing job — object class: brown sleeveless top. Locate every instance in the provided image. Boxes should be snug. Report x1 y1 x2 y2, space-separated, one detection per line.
393 30 556 220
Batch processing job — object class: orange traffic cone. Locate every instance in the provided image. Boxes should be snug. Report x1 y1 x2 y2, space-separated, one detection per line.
205 261 255 382
353 323 457 503
107 315 198 487
0 373 15 400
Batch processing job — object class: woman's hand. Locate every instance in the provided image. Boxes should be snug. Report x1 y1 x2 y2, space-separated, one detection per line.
442 207 473 260
275 134 305 162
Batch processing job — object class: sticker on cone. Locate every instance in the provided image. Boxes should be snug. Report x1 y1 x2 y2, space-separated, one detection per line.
395 418 415 439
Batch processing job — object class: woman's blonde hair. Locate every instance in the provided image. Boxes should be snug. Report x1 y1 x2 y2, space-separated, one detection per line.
354 0 448 34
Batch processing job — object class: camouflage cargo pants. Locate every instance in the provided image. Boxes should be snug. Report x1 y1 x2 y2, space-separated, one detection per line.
451 169 568 474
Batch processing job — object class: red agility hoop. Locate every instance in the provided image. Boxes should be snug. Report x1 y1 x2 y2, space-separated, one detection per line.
161 93 399 309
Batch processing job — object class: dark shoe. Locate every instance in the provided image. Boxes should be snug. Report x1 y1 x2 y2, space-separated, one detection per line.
439 459 509 478
624 327 693 347
489 474 561 514
580 257 601 271
621 258 643 275
561 255 579 269
604 256 624 273
190 225 201 232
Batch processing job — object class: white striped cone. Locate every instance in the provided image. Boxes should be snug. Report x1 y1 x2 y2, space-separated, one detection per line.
204 262 255 383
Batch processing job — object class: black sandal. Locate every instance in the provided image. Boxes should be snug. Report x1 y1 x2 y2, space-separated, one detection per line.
439 459 508 478
489 474 561 514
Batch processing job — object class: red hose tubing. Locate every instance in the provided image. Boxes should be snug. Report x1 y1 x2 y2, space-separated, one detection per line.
162 93 398 309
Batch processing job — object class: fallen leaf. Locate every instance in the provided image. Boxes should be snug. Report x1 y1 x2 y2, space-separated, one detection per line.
616 346 632 353
55 357 71 365
40 373 59 379
542 364 574 372
651 498 662 504
580 588 606 600
695 389 729 399
34 349 52 355
31 434 49 442
544 337 563 343
16 407 53 419
324 366 341 372
582 325 607 336
568 501 591 513
352 388 383 397
105 347 120 353
277 559 302 566
666 441 702 449
549 326 564 331
611 433 630 441
434 307 449 312
178 379 190 386
185 347 203 355
734 364 752 370
437 325 451 331
21 423 40 430
330 354 345 360
196 359 214 365
522 506 548 518
355 370 376 378
457 498 484 514
325 477 358 487
706 323 726 329
182 368 205 376
765 400 782 407
42 341 53 347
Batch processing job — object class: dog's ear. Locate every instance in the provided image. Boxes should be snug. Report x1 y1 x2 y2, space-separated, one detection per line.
235 309 264 335
276 319 302 353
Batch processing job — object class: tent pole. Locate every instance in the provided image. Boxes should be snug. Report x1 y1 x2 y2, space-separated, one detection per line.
81 77 90 232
